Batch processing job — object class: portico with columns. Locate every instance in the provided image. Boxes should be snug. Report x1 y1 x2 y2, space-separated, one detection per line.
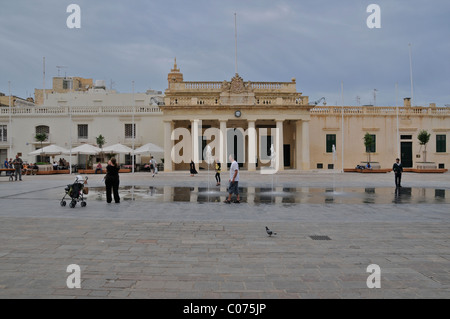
161 60 313 172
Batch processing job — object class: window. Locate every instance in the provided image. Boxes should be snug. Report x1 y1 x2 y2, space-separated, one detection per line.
436 135 446 153
317 163 323 169
36 125 50 134
125 124 136 139
326 134 336 153
0 125 7 142
78 124 88 139
63 79 73 90
365 134 376 153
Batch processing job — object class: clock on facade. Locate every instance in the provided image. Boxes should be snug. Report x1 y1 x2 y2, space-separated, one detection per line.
234 110 241 118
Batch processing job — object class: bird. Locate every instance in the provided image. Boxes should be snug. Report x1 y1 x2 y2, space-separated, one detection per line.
265 226 277 237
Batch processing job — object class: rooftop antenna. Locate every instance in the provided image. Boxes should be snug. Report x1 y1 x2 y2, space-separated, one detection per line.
43 57 45 102
234 13 238 75
373 89 378 106
56 66 67 77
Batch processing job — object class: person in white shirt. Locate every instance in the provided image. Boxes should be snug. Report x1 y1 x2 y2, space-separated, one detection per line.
149 156 157 177
225 154 240 203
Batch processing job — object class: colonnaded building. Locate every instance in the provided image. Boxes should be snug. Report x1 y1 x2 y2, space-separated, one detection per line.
1 60 449 171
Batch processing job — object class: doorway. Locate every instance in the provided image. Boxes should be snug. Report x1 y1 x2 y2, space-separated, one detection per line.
283 144 290 168
401 142 413 168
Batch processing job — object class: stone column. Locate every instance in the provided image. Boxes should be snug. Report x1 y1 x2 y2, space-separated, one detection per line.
295 120 302 170
219 120 227 172
164 120 173 172
276 120 284 171
247 120 256 171
301 120 310 170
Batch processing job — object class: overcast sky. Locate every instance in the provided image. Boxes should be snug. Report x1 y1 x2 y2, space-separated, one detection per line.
1 0 449 107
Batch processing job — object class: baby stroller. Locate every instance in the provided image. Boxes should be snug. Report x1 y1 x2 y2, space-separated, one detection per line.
60 175 88 208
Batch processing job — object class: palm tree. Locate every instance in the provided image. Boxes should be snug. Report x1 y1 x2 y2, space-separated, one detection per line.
417 130 431 162
96 134 106 163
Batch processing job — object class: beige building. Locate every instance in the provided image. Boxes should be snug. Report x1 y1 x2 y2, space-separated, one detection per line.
34 76 94 105
1 63 449 171
0 93 35 107
310 99 449 170
161 61 450 171
1 78 164 167
162 60 312 172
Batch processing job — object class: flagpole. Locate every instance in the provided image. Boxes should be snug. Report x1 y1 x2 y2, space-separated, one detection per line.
409 43 414 106
132 81 135 174
396 82 400 159
8 81 12 158
234 13 238 75
341 81 344 172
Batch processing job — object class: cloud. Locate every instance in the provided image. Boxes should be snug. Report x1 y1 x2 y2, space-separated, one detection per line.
1 0 449 106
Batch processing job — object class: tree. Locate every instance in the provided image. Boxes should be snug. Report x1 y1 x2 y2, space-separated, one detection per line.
96 134 106 162
96 134 106 149
417 130 431 162
35 133 48 149
363 132 375 164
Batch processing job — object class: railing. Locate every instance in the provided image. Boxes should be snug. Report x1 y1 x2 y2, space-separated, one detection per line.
0 105 162 115
184 82 222 90
250 82 283 90
31 133 52 144
179 81 295 92
310 106 450 116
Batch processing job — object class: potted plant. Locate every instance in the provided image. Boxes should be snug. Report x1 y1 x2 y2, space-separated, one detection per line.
417 130 431 162
363 132 375 166
35 132 48 149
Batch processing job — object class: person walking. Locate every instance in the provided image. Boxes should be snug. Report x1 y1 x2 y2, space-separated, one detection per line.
224 154 240 204
149 156 157 177
393 158 403 187
215 159 221 186
12 155 23 181
105 157 120 203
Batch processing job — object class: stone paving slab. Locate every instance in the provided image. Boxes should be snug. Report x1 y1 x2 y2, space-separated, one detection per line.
0 172 449 299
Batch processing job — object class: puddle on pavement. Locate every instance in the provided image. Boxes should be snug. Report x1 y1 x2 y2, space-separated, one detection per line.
87 186 449 205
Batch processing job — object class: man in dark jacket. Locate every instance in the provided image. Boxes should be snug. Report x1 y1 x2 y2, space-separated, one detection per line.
12 155 23 181
393 158 403 187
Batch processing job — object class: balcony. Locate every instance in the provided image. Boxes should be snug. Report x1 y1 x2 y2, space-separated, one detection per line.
0 137 10 145
31 133 53 145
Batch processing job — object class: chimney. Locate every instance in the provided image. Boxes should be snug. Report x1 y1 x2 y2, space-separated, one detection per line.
404 98 411 107
429 103 436 109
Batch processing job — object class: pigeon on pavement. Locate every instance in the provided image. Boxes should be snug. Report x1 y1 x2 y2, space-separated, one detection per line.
266 226 277 236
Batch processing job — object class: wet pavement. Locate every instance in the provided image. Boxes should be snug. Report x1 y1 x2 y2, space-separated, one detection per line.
0 170 449 298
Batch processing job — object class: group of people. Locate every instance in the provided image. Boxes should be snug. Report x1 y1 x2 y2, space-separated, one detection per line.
3 155 25 181
189 155 240 203
189 159 222 186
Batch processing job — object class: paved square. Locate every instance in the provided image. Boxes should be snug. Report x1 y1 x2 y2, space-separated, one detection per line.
0 171 449 298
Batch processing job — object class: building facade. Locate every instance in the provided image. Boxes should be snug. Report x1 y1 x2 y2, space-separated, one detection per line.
1 63 449 171
1 80 164 167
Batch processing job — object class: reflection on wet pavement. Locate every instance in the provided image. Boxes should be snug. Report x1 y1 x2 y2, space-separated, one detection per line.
88 186 449 205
